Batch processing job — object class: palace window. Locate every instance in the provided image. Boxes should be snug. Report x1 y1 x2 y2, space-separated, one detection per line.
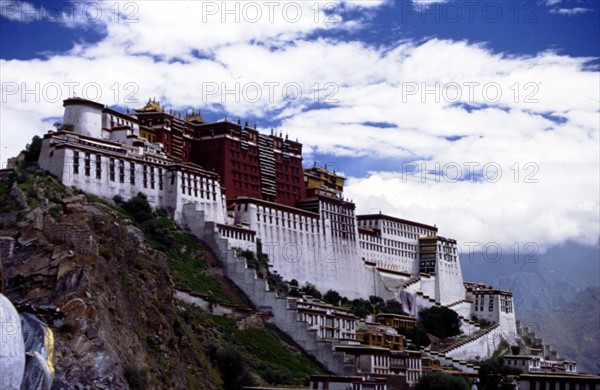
84 153 91 176
130 162 135 185
109 158 115 182
150 167 155 189
73 151 79 174
159 169 163 190
119 160 125 183
96 155 102 180
143 165 148 188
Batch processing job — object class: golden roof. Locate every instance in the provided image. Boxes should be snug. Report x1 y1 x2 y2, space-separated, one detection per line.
136 98 163 113
185 109 205 124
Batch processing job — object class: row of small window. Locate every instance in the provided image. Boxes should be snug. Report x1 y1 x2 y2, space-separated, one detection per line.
389 358 420 369
230 150 259 163
257 213 320 233
371 356 390 367
73 151 163 190
276 190 301 200
361 235 418 251
360 219 435 237
322 211 355 228
108 115 135 129
73 151 219 200
276 174 301 185
231 161 260 173
275 163 301 175
442 254 457 262
359 242 418 258
474 297 494 312
180 173 218 201
277 182 302 192
299 313 356 330
322 202 354 215
500 297 514 313
218 227 254 242
232 179 261 193
505 359 539 368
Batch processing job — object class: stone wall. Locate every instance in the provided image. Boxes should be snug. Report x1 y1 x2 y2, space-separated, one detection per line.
446 325 502 361
42 215 98 257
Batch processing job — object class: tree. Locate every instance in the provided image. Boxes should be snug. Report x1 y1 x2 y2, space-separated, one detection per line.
397 324 431 348
300 283 322 299
349 298 373 318
380 299 404 315
323 289 342 305
23 135 42 165
477 358 522 390
419 306 461 339
414 372 468 390
114 192 153 222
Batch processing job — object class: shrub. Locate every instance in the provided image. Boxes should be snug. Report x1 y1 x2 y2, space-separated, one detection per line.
124 365 149 390
207 345 254 389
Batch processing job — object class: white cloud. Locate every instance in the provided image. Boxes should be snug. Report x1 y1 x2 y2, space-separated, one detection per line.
550 7 592 15
0 1 598 252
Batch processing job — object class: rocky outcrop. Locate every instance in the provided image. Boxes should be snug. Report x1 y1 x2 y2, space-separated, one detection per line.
1 180 222 389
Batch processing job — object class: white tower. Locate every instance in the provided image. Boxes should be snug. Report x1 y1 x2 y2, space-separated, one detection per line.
62 98 104 139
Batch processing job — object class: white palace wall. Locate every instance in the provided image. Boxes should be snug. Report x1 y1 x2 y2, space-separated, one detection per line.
234 201 374 299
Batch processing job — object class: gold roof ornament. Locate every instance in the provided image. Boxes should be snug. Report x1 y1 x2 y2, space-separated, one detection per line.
185 109 205 124
135 98 164 113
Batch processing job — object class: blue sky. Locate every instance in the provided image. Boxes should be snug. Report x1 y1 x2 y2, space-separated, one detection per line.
1 0 599 252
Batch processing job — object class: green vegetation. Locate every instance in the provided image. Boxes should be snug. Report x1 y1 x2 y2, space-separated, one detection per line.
398 324 431 348
419 306 461 339
203 314 324 388
114 193 232 303
346 296 405 318
23 135 42 166
414 371 469 390
472 358 522 390
0 174 16 214
290 285 406 319
241 241 289 296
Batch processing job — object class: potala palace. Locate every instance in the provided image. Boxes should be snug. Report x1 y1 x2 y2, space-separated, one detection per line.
32 96 587 386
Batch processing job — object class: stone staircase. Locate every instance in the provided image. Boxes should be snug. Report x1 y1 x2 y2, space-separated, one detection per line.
423 349 479 375
420 324 500 374
181 204 356 375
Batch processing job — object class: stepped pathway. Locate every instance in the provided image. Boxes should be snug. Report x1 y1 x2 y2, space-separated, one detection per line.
412 291 486 374
181 205 356 375
421 324 499 374
402 276 421 290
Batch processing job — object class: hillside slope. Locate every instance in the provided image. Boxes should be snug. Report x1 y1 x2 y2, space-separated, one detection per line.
520 287 600 374
0 169 323 389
